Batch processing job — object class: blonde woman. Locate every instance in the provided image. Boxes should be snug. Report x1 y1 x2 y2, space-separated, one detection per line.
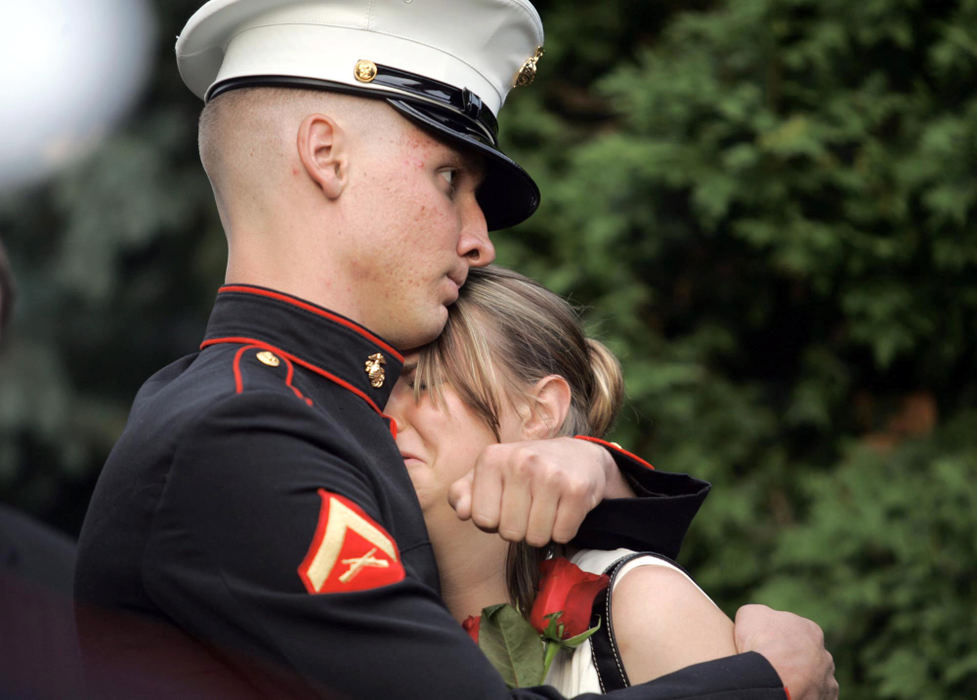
387 265 831 698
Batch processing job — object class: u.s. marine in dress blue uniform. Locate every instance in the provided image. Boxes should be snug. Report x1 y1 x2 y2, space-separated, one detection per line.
75 285 786 698
75 0 795 696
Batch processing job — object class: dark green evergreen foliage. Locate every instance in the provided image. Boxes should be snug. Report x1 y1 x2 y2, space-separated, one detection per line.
0 0 218 533
754 415 977 697
0 0 974 695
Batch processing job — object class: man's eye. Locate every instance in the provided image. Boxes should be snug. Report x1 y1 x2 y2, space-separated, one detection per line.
439 169 457 188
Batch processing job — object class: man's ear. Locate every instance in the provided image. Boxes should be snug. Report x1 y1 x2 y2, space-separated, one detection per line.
296 113 348 199
521 375 572 440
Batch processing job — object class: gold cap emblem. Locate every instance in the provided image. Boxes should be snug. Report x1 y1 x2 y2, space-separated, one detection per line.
365 353 387 388
354 59 378 83
513 46 544 87
256 350 280 367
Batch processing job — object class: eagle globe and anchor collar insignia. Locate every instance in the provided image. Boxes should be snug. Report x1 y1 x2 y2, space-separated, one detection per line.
364 353 386 389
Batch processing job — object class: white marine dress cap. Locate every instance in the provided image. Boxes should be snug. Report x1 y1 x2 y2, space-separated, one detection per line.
175 0 545 230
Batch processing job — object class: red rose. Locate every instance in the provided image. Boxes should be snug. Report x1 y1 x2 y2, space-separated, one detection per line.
462 614 481 644
529 558 610 639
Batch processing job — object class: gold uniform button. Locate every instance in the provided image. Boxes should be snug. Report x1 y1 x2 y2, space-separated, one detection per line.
256 350 281 367
364 352 386 388
354 59 378 83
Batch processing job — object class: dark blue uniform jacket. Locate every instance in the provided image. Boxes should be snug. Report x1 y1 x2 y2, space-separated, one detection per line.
75 285 785 699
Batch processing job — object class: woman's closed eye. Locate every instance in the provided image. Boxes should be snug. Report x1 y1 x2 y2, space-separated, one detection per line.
400 366 428 395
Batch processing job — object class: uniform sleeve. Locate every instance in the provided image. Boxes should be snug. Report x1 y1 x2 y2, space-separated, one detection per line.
571 438 710 560
142 393 782 699
622 653 786 699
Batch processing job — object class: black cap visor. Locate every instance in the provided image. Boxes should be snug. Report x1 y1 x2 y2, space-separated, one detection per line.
386 97 540 231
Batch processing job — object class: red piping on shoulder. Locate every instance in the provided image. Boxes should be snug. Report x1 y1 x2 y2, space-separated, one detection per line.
280 353 315 407
219 285 404 362
232 345 251 394
231 343 316 405
205 336 381 415
573 435 655 471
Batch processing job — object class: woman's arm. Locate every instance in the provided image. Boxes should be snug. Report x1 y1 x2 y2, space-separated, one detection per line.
612 563 737 685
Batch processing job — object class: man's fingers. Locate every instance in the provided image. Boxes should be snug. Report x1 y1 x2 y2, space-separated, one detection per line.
549 495 589 544
447 471 474 521
523 490 559 547
733 603 773 648
464 438 612 543
823 652 839 700
551 464 598 543
496 456 532 541
468 455 502 533
733 604 837 700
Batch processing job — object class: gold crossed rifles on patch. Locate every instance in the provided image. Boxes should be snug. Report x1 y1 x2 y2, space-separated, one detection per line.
302 494 400 593
339 546 389 582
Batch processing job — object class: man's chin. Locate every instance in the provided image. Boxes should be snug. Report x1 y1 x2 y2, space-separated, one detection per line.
394 309 448 353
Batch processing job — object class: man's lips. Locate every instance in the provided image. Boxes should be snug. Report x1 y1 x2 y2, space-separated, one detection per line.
447 267 468 290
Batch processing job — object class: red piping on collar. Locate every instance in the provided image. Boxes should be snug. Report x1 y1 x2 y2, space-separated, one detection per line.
219 285 404 362
574 435 655 471
203 336 383 415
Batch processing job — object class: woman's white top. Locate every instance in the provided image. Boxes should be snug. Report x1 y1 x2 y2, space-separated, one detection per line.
542 548 718 695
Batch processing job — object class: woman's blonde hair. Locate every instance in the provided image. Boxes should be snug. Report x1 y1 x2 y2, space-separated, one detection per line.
413 265 624 612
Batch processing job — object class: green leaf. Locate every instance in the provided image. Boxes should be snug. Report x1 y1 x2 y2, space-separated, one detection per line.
478 604 545 688
560 616 603 649
541 611 565 642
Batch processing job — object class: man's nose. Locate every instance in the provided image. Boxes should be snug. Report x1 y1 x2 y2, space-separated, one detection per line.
459 198 494 266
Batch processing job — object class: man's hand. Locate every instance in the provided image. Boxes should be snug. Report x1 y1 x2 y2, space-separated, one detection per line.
447 437 633 546
734 604 839 700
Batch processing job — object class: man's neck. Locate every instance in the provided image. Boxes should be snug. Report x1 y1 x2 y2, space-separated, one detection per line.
224 253 352 320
